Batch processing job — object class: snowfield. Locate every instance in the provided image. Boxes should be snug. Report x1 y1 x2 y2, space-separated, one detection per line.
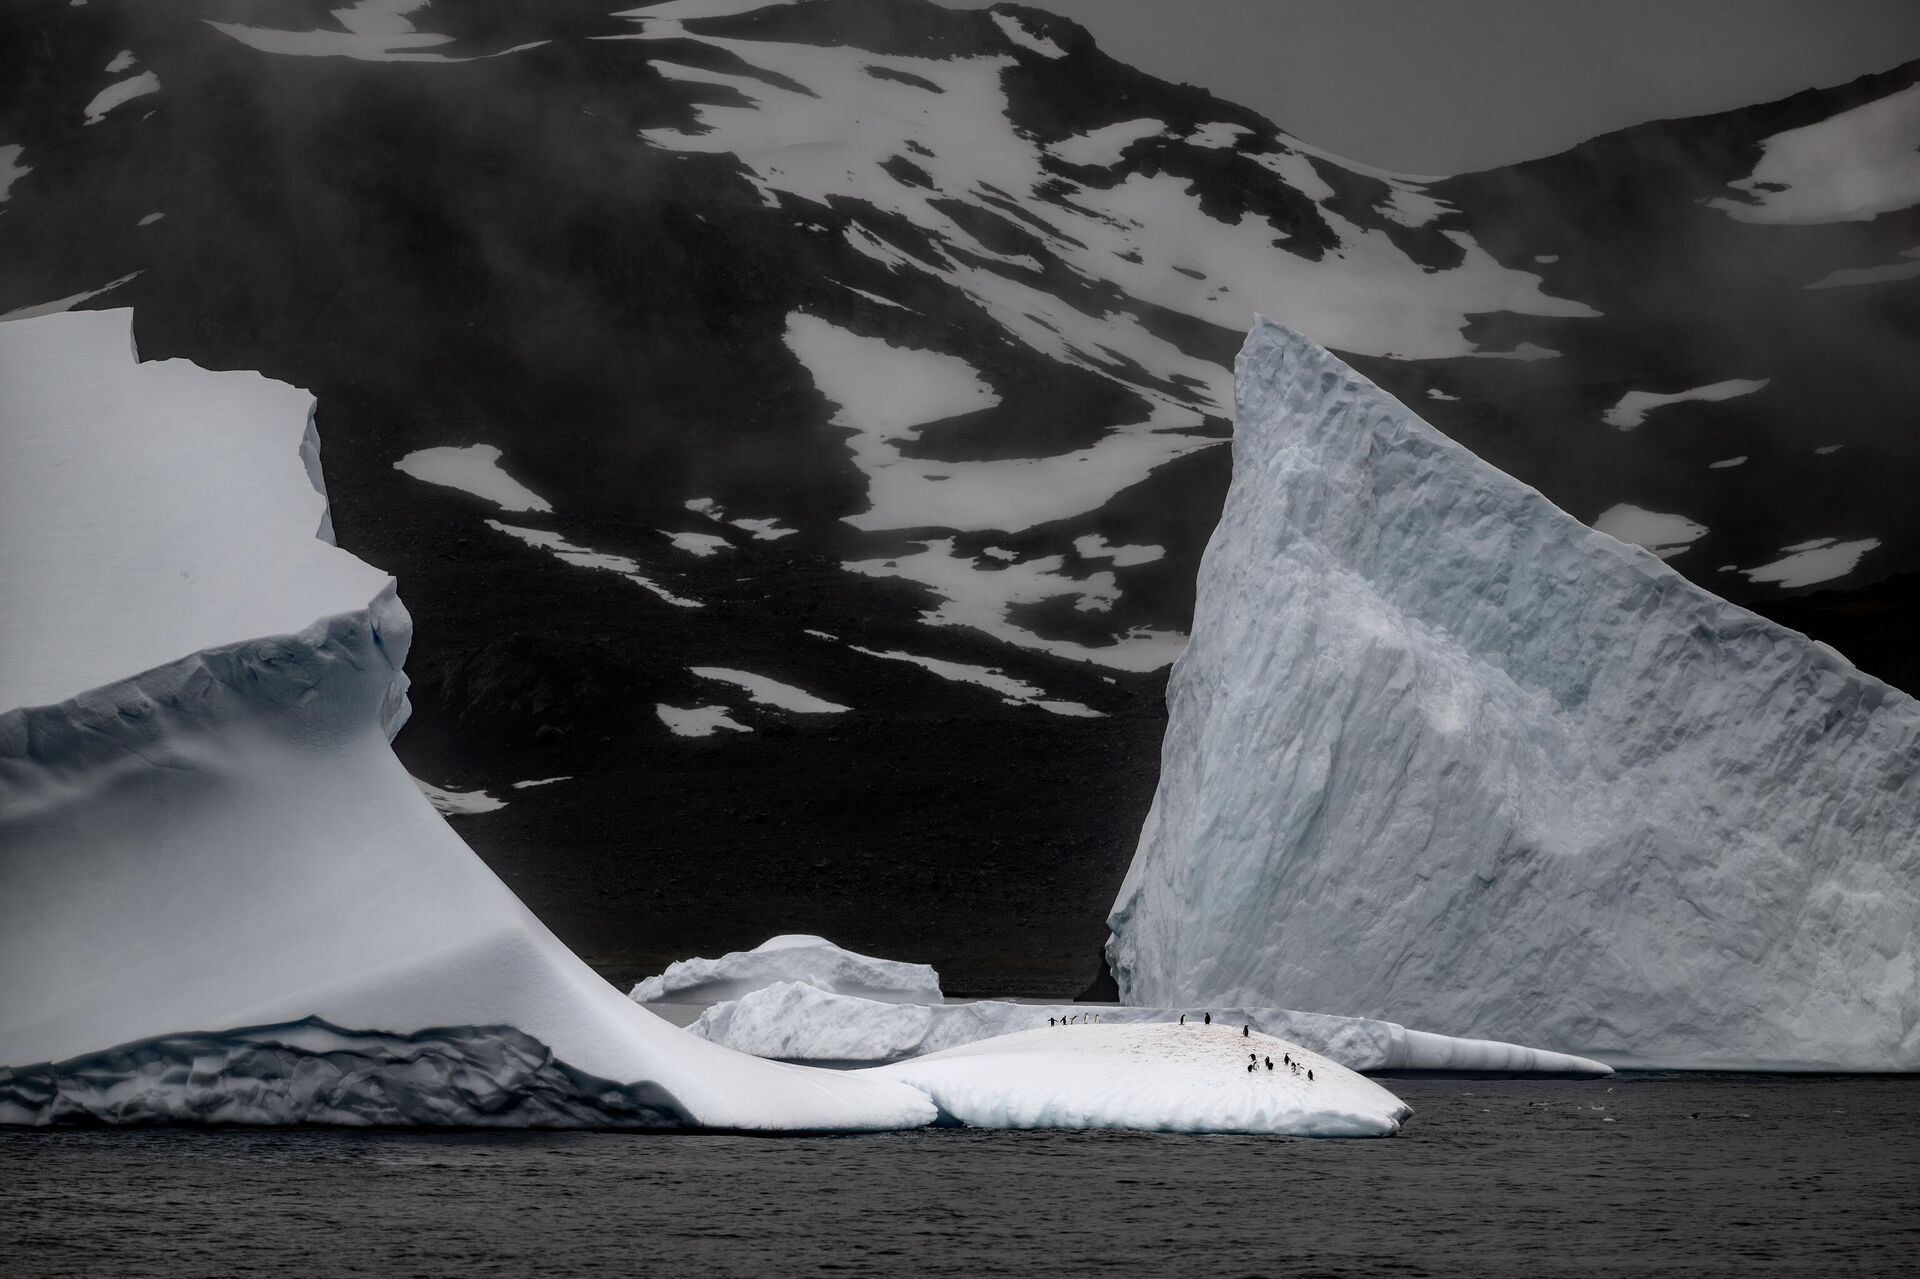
1107 319 1920 1071
869 1022 1412 1137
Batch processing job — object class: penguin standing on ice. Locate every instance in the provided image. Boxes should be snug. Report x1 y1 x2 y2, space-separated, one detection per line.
1265 1057 1273 1071
1247 1062 1255 1073
1307 1069 1314 1082
1179 1014 1186 1025
1048 1016 1056 1026
1203 1013 1210 1026
1243 1024 1250 1037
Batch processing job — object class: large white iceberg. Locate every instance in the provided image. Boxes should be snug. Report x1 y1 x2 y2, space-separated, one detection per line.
0 310 933 1131
1107 319 1920 1071
692 982 1611 1075
869 1022 1412 1137
630 934 944 1007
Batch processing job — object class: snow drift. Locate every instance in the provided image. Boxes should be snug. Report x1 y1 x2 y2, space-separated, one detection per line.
631 935 942 1007
0 309 933 1131
691 982 1610 1076
869 1022 1412 1137
1107 318 1920 1071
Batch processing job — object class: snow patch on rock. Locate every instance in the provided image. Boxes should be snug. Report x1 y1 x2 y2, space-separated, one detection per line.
394 444 551 512
1602 378 1768 430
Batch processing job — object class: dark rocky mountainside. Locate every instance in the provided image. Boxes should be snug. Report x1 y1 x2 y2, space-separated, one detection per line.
4 0 1915 993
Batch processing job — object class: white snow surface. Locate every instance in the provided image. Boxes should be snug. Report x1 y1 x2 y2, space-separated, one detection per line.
847 644 1101 717
655 703 750 737
692 983 1612 1076
1804 247 1920 290
413 777 507 816
1592 503 1708 559
690 667 849 713
1741 537 1882 589
486 521 701 608
1710 83 1920 224
1602 378 1769 430
631 935 943 1008
393 444 551 512
1107 319 1920 1071
82 71 160 125
868 1023 1410 1137
0 310 386 712
0 310 935 1133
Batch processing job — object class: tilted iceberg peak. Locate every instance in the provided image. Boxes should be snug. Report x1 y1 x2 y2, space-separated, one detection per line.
1107 318 1920 1071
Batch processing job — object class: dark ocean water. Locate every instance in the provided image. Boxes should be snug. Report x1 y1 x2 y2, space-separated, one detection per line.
3 1076 1915 1278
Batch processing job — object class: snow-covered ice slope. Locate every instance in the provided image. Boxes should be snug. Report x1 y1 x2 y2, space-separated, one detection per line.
1107 319 1920 1072
0 310 933 1131
691 982 1610 1076
867 1022 1411 1137
631 935 943 1007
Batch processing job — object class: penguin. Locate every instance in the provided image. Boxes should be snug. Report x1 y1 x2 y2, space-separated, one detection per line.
1243 1025 1250 1037
1307 1069 1314 1082
1179 1014 1186 1025
1048 1016 1056 1027
1203 1013 1211 1025
1247 1062 1255 1073
1265 1057 1273 1071
1283 1054 1291 1067
1249 1053 1257 1063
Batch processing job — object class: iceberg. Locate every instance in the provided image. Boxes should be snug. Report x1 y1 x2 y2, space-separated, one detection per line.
630 935 944 1007
692 982 1611 1075
869 1023 1412 1137
0 310 933 1131
1105 319 1920 1071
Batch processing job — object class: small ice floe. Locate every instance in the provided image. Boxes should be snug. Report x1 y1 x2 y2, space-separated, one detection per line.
511 776 571 789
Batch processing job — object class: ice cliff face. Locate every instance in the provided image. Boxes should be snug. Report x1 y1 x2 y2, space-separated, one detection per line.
1107 319 1920 1071
0 310 933 1132
631 934 943 1007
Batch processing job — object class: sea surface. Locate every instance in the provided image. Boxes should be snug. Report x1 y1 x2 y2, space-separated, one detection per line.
4 1075 1915 1277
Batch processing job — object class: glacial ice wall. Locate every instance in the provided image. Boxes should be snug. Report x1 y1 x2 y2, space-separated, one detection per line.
1107 319 1920 1070
0 310 934 1131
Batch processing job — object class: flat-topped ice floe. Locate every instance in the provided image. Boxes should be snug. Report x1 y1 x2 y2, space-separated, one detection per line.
632 935 943 1007
1108 319 1920 1071
866 1023 1412 1137
0 311 933 1132
692 982 1610 1076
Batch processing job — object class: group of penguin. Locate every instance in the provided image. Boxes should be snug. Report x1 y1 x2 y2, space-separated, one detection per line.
1045 1009 1314 1082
